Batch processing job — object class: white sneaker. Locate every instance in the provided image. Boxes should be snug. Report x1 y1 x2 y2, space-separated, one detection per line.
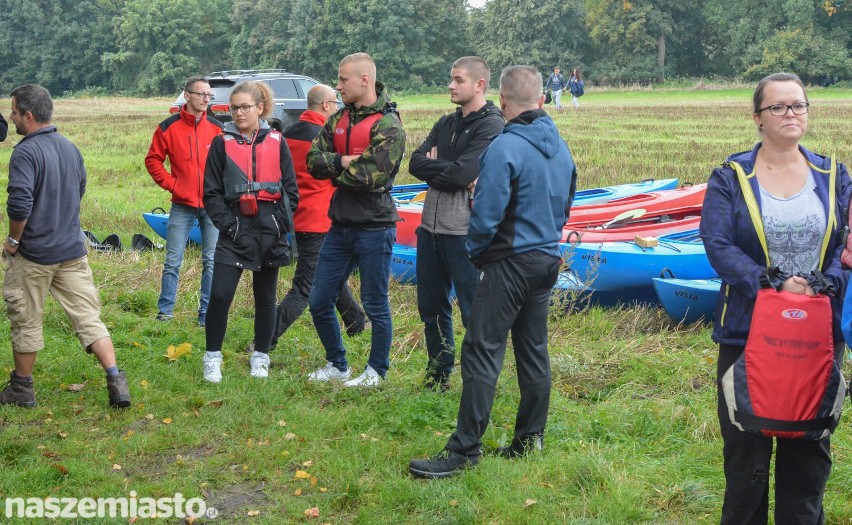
308 362 351 382
343 365 382 388
249 351 270 378
202 353 223 383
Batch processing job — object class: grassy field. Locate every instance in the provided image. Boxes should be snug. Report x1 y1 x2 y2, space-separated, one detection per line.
0 86 850 524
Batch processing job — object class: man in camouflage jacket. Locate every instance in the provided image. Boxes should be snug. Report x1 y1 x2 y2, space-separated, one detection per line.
306 52 406 388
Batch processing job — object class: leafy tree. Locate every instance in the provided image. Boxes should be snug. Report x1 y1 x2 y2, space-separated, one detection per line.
102 0 234 95
0 0 118 94
470 0 590 83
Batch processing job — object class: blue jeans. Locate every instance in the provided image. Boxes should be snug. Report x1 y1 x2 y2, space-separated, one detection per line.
416 229 477 377
552 89 562 108
157 203 218 320
308 225 395 376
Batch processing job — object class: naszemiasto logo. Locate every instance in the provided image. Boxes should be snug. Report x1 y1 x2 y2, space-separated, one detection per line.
781 308 808 320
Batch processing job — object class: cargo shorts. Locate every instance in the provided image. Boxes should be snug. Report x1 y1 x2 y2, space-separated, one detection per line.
2 252 110 353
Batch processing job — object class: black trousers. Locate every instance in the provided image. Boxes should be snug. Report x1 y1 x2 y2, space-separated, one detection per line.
717 342 843 525
271 232 366 345
206 263 279 354
445 251 561 455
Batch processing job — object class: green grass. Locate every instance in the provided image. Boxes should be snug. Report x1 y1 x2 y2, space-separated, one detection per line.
0 88 850 523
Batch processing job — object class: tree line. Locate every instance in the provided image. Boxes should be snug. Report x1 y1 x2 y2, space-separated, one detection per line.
0 0 848 97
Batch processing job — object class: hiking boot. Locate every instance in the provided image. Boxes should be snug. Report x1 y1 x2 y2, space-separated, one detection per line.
202 352 223 383
106 371 131 408
155 312 172 322
249 351 270 378
424 372 451 392
198 313 206 328
409 449 480 479
343 365 382 388
496 435 544 459
308 362 351 382
0 372 36 408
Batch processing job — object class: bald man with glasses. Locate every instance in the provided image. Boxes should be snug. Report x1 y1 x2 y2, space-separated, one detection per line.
145 76 223 327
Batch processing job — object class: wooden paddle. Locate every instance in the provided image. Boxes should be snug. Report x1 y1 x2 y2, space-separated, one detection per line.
600 208 646 229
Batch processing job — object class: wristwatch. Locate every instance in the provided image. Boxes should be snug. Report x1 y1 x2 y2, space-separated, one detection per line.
7 236 19 247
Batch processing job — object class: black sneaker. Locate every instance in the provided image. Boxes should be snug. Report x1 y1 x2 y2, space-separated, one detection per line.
409 449 479 479
495 435 544 459
155 312 172 322
106 371 131 408
0 372 36 408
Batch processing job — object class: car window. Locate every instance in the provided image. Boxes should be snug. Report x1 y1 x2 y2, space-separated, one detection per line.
208 79 235 104
265 79 299 99
296 78 318 97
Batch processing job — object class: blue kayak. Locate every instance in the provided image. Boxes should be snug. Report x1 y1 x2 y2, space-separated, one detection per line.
652 276 721 324
143 211 202 245
391 244 417 284
572 178 678 206
560 229 717 304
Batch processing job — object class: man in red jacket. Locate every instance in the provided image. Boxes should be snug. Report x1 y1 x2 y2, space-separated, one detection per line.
145 76 223 326
252 84 367 351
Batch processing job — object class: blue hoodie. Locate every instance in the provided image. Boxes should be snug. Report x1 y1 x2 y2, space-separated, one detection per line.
467 109 577 265
700 142 850 346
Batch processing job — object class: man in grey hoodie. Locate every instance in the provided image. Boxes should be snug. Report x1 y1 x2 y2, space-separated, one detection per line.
408 56 504 391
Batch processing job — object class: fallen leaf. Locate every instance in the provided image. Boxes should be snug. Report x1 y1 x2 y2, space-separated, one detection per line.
53 464 69 475
319 487 327 493
162 418 173 424
175 455 184 465
145 414 154 420
140 380 149 390
538 482 554 488
129 517 139 524
184 516 195 525
294 488 302 496
310 476 318 486
112 464 122 470
295 470 310 479
449 499 458 507
44 418 52 423
434 431 443 436
67 383 86 392
280 450 290 457
58 432 68 439
165 342 192 361
207 400 224 408
284 433 296 441
303 507 319 518
277 420 287 427
523 499 537 508
301 460 313 467
132 341 143 348
247 510 260 517
42 452 59 459
125 430 135 437
192 408 200 417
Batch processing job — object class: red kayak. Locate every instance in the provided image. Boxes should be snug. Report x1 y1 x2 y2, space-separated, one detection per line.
561 205 702 243
566 184 706 227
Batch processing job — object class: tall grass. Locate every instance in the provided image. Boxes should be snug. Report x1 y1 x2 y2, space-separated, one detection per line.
0 88 849 524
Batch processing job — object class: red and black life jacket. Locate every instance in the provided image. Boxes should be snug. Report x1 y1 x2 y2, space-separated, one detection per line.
222 129 283 202
333 110 383 156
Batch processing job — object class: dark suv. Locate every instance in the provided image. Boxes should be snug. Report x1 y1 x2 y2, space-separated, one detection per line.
169 69 325 131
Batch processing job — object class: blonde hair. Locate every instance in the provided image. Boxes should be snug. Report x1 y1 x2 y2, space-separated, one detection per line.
231 81 274 119
340 53 376 80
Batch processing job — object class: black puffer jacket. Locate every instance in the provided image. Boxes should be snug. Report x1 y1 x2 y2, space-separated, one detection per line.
203 122 299 271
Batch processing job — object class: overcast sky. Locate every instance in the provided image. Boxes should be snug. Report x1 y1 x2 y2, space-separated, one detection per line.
468 0 488 7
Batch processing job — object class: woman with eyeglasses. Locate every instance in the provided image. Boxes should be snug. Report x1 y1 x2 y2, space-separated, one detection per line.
201 81 299 382
700 72 850 523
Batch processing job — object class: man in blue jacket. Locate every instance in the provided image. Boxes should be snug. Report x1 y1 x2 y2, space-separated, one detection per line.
544 66 566 109
409 65 577 478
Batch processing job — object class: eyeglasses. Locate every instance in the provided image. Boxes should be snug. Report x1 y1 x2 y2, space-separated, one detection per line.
756 102 809 117
322 100 338 105
229 104 256 115
187 91 213 99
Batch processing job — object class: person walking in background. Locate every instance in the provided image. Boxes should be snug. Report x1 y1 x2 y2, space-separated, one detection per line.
0 110 7 141
201 81 298 382
408 56 504 391
701 72 851 523
568 68 584 109
145 76 222 327
247 84 368 354
544 66 566 110
306 53 406 388
409 65 577 478
0 84 131 408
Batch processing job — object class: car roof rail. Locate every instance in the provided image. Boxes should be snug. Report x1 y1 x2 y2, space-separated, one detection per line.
209 69 294 78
